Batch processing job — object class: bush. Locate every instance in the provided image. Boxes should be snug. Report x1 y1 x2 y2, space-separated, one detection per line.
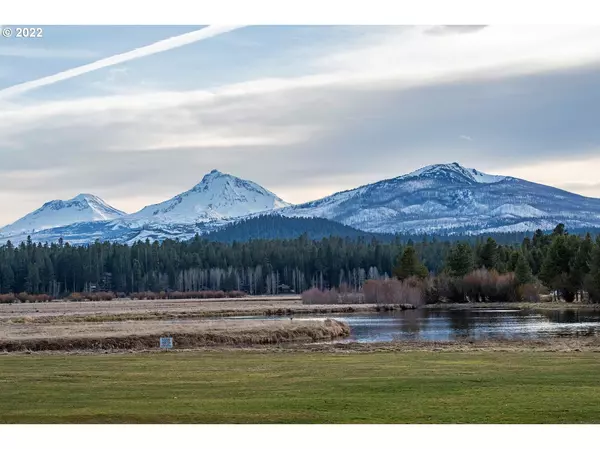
363 278 425 306
424 273 465 303
15 293 53 303
518 283 541 302
0 293 17 304
127 290 246 300
424 269 522 303
301 287 340 304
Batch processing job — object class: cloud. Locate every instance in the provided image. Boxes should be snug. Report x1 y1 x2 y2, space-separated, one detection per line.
425 25 488 35
503 155 600 198
1 25 600 225
0 25 246 100
459 135 473 141
0 46 98 59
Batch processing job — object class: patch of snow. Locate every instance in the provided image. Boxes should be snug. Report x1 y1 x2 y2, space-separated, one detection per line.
0 193 125 237
404 162 505 184
490 204 547 218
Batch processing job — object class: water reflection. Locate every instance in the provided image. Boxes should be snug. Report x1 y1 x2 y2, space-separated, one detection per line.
337 308 600 342
234 308 600 342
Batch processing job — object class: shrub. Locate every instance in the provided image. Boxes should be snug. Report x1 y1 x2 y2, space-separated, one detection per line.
0 293 17 304
518 283 541 302
301 287 339 304
15 293 53 303
363 278 425 306
127 290 246 300
425 273 465 303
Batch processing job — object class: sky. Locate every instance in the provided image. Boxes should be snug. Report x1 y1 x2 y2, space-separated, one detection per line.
1 25 600 226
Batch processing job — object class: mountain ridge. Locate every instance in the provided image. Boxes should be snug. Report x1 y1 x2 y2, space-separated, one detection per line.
0 193 125 237
2 163 600 244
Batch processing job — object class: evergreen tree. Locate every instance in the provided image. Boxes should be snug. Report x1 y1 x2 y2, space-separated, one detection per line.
478 237 498 270
446 243 474 277
539 233 577 301
515 252 532 285
571 233 593 297
585 237 600 302
393 246 428 280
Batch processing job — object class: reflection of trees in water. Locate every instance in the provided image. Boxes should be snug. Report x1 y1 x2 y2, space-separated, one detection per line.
554 328 597 337
447 310 474 337
383 308 600 342
397 309 427 335
540 309 578 323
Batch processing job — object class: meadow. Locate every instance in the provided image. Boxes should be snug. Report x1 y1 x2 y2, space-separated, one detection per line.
2 351 600 423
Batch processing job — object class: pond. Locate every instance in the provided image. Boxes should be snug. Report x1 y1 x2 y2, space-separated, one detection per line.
233 308 600 342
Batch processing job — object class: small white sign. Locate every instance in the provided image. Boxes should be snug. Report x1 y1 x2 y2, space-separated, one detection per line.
160 337 173 349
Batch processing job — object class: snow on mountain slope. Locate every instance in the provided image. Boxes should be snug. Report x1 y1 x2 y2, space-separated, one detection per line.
4 162 600 245
490 204 547 218
125 169 290 225
277 162 600 234
0 194 125 237
405 162 507 184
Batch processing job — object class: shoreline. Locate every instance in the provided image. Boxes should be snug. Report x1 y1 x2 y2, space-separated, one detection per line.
424 301 600 310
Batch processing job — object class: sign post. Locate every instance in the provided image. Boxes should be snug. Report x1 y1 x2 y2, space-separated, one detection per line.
159 337 173 350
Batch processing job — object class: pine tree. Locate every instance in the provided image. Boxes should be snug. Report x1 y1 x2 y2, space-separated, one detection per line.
585 237 600 302
539 234 577 301
571 233 593 298
393 246 428 280
478 237 498 270
515 252 532 285
446 243 473 277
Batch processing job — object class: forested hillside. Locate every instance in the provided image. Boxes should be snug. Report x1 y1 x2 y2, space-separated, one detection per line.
205 215 379 242
0 224 599 302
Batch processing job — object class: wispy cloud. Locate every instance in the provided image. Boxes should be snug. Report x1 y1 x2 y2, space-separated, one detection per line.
0 46 97 59
0 25 246 100
2 25 600 224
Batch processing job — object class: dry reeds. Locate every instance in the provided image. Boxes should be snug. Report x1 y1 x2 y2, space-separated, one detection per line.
0 319 350 352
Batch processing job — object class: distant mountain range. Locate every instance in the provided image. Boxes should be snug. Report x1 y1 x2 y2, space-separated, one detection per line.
2 162 600 244
0 194 125 237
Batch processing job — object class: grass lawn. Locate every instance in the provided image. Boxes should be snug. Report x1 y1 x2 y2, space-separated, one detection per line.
1 350 600 423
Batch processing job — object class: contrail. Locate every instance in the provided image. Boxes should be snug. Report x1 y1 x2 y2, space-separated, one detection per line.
0 25 245 99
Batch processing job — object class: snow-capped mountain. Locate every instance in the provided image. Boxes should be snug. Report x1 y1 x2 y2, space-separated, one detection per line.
0 193 125 238
277 162 600 234
3 162 600 245
125 169 290 225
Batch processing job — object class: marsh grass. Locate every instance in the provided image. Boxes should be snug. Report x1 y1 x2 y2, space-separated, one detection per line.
0 319 350 352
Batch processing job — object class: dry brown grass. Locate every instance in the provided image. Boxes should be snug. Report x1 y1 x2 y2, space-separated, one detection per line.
0 318 349 352
0 298 409 324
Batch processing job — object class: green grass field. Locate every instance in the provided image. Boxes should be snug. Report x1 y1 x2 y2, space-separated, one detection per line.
2 350 600 423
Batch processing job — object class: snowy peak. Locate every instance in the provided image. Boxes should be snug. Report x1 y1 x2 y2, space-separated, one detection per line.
128 170 291 223
279 161 600 235
0 193 125 236
405 162 506 184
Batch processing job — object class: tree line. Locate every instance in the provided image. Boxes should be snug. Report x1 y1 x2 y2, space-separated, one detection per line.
0 224 599 302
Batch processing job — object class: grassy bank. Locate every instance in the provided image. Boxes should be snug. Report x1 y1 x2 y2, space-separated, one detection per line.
1 351 600 423
0 319 349 352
